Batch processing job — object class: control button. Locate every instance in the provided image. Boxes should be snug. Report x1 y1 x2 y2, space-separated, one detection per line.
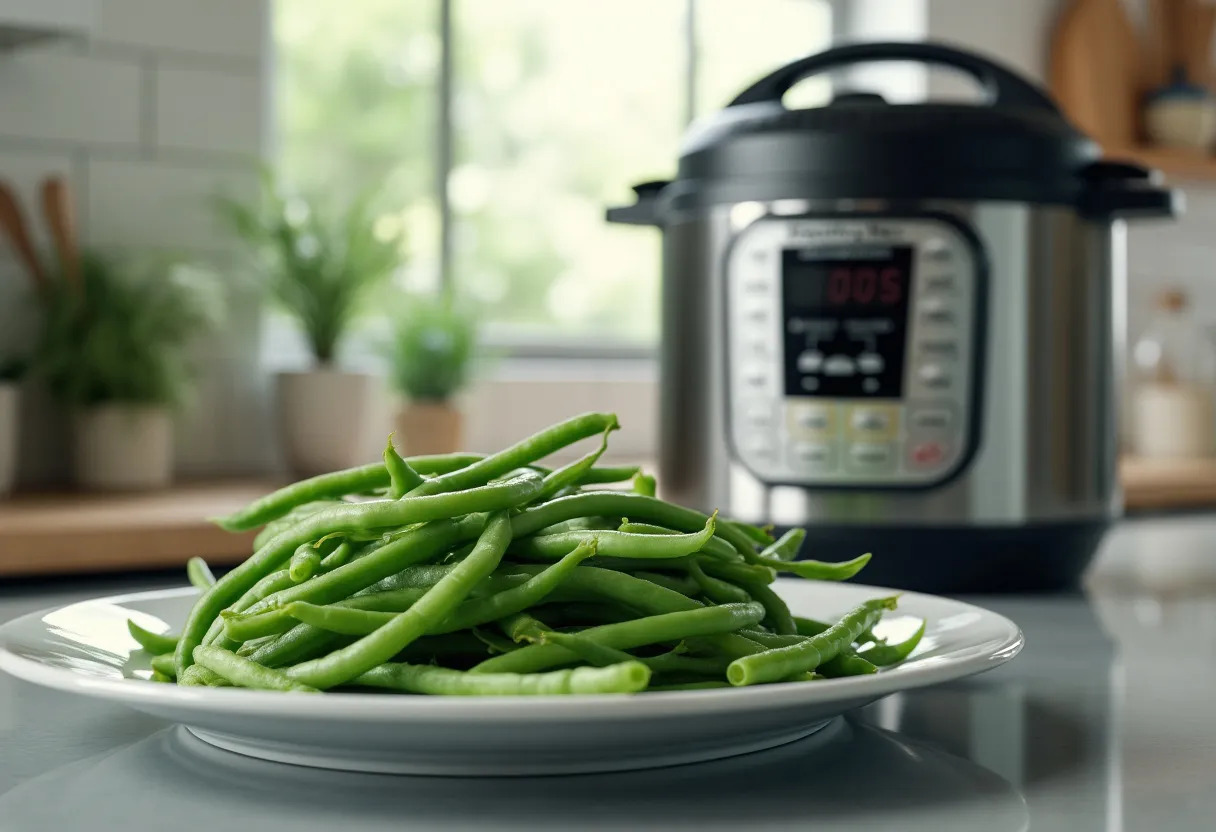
924 274 955 292
848 405 900 441
908 440 951 469
863 378 880 393
918 364 951 390
744 405 774 429
823 355 856 376
909 405 954 433
796 350 824 373
790 442 835 473
919 339 958 357
800 377 820 392
742 279 769 294
847 442 896 474
921 299 954 325
743 370 769 389
857 352 884 374
746 340 770 359
923 238 953 263
743 436 776 462
787 402 837 439
746 308 769 325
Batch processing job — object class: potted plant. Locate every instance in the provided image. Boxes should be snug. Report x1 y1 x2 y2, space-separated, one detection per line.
36 255 222 490
217 172 403 475
386 293 477 455
0 357 23 496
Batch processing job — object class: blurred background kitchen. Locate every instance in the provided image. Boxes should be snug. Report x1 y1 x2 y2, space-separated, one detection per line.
2 0 1216 587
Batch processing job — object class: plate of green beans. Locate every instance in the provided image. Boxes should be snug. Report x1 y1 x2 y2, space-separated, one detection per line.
0 413 1023 775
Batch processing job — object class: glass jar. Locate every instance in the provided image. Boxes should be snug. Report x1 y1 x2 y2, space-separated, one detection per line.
1131 289 1216 458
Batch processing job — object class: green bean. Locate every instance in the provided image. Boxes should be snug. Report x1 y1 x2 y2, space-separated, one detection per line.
193 645 319 692
213 463 391 532
246 623 347 668
149 670 173 683
184 477 533 669
759 528 805 562
150 653 177 678
220 516 483 642
472 602 765 674
756 552 871 582
407 412 618 498
615 521 741 561
645 651 731 676
725 520 776 547
384 437 425 499
688 559 752 604
253 501 342 550
319 541 354 572
510 620 729 677
817 651 878 677
859 618 926 666
514 513 716 562
632 472 656 497
284 541 595 637
648 680 731 691
283 512 515 689
432 540 597 633
739 630 807 648
186 557 216 589
700 560 777 586
737 579 796 635
727 596 898 686
352 660 650 696
511 492 756 559
630 570 701 596
536 517 620 536
288 544 322 583
793 616 832 637
576 465 641 485
471 627 520 655
531 427 613 503
683 633 769 660
127 620 179 655
178 665 229 687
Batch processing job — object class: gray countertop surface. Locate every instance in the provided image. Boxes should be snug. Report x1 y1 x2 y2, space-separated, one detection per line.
3 514 1216 830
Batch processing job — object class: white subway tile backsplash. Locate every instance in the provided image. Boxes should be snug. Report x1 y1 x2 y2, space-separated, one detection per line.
86 158 256 249
95 0 269 61
0 51 140 146
155 67 263 155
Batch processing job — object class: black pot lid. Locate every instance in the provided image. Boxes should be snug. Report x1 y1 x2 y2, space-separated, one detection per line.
613 41 1178 221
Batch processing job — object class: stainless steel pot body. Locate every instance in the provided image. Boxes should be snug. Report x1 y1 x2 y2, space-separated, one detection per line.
659 199 1125 531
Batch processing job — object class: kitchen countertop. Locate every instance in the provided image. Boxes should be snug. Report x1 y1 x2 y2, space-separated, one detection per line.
2 515 1216 830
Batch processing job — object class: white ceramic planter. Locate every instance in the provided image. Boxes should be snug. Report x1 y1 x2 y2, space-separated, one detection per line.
277 369 380 476
0 383 18 497
74 405 173 491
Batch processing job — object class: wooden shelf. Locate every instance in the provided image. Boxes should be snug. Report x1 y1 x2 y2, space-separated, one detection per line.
1122 456 1216 510
0 480 273 578
1107 146 1216 182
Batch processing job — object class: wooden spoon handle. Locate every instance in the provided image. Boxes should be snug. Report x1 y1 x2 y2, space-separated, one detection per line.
40 177 79 289
0 182 47 292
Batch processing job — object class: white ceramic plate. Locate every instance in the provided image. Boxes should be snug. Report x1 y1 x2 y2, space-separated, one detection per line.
0 579 1022 775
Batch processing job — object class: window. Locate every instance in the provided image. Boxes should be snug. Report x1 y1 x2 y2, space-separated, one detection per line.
275 0 831 353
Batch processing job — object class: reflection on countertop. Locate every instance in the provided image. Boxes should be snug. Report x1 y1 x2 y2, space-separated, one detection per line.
1 513 1216 830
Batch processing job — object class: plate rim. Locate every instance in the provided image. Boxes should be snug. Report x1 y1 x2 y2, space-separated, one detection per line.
0 580 1024 722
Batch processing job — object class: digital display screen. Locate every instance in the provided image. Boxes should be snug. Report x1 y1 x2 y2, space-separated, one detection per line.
781 246 914 398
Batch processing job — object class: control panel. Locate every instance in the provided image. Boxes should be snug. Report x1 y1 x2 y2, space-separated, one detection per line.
725 215 982 487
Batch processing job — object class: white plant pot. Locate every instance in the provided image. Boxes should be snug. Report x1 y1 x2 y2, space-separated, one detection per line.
74 405 173 491
277 369 380 476
0 383 18 497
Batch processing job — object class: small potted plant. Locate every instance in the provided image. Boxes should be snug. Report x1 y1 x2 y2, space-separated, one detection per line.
36 255 222 490
0 356 23 496
386 293 477 455
217 172 403 475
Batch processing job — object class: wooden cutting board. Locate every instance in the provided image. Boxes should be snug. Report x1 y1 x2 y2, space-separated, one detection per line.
1121 456 1216 510
1051 0 1143 148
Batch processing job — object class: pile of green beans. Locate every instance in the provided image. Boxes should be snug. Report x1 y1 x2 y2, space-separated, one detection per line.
135 413 922 695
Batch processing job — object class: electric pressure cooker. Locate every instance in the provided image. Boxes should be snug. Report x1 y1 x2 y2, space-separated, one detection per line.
608 42 1180 593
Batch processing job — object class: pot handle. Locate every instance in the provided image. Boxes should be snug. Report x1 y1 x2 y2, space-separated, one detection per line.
605 180 670 227
1078 161 1183 219
729 40 1059 113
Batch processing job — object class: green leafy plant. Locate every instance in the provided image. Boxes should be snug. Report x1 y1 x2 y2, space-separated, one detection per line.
386 294 478 402
216 170 404 366
35 253 223 408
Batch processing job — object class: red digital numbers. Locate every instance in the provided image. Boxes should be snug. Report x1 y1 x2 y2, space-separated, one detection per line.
827 266 904 306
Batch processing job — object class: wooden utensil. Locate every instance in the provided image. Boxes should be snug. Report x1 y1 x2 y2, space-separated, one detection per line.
39 176 79 290
0 181 47 293
1050 0 1142 149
